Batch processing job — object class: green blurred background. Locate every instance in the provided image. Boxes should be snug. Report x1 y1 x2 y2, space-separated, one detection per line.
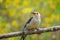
0 0 60 40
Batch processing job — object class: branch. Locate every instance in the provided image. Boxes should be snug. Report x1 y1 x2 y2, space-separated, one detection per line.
0 26 60 39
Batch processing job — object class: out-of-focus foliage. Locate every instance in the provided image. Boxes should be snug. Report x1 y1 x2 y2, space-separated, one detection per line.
0 0 60 40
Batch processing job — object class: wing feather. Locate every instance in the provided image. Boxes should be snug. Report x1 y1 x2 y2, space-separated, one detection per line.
24 17 33 28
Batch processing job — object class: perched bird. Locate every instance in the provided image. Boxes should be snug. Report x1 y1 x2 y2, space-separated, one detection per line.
21 12 41 40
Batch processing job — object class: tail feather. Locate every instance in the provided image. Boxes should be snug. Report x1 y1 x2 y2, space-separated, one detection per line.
20 31 26 40
20 35 25 40
20 34 26 40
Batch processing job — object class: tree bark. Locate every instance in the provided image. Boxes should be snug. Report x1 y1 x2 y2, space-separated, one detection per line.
0 26 60 39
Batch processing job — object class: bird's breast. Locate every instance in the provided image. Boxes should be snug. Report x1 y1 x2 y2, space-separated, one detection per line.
27 18 40 30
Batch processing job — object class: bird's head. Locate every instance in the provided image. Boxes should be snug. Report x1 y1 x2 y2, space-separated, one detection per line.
32 12 40 17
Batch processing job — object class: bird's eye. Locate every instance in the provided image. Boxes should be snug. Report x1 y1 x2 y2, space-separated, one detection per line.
37 13 38 15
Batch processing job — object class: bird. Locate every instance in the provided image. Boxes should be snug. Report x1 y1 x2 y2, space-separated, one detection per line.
20 12 41 40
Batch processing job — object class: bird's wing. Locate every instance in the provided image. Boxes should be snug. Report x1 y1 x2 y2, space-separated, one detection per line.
21 17 33 40
24 17 33 28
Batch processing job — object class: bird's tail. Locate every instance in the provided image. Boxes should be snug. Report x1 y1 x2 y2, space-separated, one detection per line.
20 35 26 40
20 30 26 40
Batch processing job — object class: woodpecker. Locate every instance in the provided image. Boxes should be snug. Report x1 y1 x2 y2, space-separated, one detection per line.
21 12 41 40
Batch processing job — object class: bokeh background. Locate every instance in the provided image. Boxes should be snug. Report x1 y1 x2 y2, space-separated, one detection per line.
0 0 60 40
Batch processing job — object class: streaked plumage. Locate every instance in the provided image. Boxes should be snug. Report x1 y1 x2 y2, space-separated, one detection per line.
21 12 41 40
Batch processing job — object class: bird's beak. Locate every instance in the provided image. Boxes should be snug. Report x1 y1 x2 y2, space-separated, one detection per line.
32 12 36 15
32 12 34 14
32 12 36 14
32 12 36 16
